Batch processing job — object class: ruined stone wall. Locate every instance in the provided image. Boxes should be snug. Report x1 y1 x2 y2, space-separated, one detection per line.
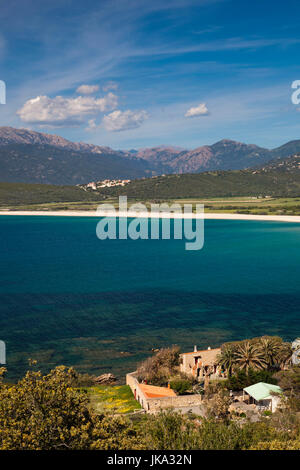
126 372 148 410
147 394 203 414
126 371 205 415
126 371 138 391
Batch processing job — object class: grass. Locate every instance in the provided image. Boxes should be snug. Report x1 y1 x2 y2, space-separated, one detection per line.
3 197 300 216
0 201 103 211
176 197 300 215
85 384 142 414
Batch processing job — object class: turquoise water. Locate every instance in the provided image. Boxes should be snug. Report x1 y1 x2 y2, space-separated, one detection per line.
0 216 300 380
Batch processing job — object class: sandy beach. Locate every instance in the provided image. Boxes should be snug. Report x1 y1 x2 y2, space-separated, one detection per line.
1 210 300 223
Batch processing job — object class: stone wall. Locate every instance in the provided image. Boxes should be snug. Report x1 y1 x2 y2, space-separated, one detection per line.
126 371 205 415
126 372 149 410
147 394 204 414
126 371 138 390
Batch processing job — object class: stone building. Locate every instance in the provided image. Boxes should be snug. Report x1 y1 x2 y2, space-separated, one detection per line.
126 372 204 415
180 345 224 381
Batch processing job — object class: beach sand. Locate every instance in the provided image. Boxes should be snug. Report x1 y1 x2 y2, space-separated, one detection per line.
1 210 300 223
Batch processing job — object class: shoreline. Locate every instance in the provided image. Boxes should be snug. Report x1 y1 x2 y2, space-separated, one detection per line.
1 210 300 223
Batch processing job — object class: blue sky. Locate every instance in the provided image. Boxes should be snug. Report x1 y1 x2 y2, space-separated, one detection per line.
0 0 300 149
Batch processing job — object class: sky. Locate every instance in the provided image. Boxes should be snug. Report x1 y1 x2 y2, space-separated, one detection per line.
0 0 300 149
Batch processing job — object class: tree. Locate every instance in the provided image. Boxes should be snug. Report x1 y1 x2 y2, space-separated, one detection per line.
204 390 231 420
143 410 199 450
257 337 281 368
225 368 277 391
277 342 293 369
217 345 235 376
234 341 267 372
256 337 292 370
137 346 180 386
275 366 300 411
0 366 142 450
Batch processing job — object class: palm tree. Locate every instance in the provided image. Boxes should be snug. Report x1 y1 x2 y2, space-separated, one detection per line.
234 341 267 372
257 337 281 369
217 345 235 377
277 342 293 369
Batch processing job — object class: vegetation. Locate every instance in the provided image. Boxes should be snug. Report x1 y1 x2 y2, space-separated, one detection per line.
101 157 300 199
2 155 300 213
136 346 180 386
218 336 292 376
203 389 232 421
225 368 277 391
276 366 300 412
0 182 104 207
170 378 193 395
0 366 142 450
234 341 267 372
0 358 299 450
85 385 142 414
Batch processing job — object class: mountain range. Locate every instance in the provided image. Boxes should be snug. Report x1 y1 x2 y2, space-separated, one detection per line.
100 154 300 199
0 126 300 184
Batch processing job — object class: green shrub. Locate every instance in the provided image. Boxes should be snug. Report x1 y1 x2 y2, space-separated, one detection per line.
170 379 192 395
225 368 277 390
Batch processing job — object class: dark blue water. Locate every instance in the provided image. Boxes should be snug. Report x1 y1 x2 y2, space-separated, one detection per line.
1 216 300 380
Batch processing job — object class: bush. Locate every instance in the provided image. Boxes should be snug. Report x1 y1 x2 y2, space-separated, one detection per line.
136 346 180 386
170 379 192 395
204 390 231 420
275 366 300 411
0 366 142 450
143 411 199 450
225 368 277 390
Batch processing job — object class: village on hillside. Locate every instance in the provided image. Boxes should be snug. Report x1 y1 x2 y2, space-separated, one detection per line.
78 179 131 191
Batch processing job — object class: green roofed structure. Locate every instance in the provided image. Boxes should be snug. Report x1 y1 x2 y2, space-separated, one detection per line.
243 382 282 412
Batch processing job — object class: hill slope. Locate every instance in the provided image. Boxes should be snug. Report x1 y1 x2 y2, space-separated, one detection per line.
133 140 272 174
0 126 116 155
0 144 154 185
132 139 300 174
100 155 300 199
1 127 300 183
1 155 300 208
0 182 103 206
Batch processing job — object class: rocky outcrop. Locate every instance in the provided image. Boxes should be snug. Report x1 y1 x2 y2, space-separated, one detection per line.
93 373 117 385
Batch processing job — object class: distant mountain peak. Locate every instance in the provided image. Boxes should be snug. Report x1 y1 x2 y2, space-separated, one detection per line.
1 126 300 184
0 126 115 155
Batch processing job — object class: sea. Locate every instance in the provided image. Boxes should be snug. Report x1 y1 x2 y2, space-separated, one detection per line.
0 215 300 381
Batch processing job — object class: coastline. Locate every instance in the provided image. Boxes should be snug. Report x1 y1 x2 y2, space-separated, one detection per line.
1 210 300 223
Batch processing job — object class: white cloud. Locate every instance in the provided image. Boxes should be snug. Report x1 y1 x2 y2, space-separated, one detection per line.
86 118 97 130
103 81 118 92
76 84 99 94
17 93 118 126
102 109 149 132
184 103 209 118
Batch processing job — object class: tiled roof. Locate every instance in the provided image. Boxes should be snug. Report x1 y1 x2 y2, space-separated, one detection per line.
139 384 177 399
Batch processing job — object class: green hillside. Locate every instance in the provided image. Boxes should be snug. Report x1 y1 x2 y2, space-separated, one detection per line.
101 168 300 199
0 143 153 185
1 155 300 215
0 182 103 207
